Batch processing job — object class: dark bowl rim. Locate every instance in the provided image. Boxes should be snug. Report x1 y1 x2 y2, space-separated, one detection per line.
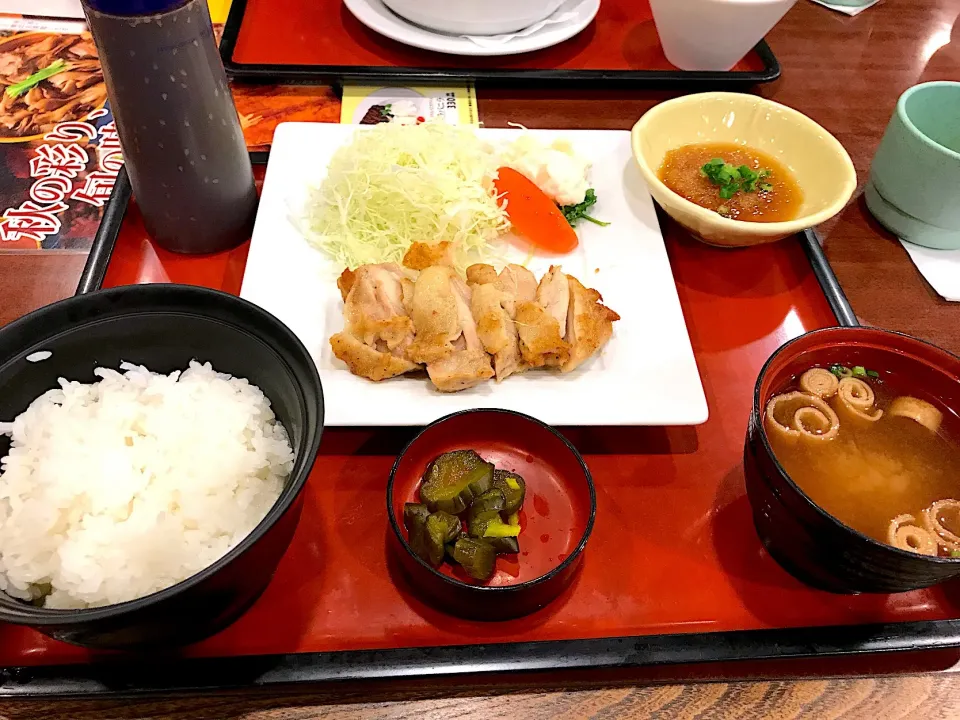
386 408 597 594
753 324 960 565
0 284 326 623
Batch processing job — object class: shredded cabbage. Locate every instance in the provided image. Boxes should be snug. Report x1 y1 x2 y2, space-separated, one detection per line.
300 122 509 270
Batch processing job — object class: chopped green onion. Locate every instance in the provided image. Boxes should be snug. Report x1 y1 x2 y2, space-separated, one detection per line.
834 365 854 378
701 158 773 205
830 364 880 381
950 549 960 558
738 165 759 191
5 60 68 99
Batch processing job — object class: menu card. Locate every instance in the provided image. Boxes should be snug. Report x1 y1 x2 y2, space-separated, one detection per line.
340 84 479 126
0 2 342 251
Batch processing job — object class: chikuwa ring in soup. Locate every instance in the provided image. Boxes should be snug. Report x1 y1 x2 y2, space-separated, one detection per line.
765 364 960 558
797 367 839 398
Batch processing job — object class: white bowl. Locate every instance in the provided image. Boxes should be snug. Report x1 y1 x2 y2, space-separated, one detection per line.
381 0 565 35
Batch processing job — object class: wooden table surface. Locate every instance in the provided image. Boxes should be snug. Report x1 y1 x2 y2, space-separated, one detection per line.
1 0 960 716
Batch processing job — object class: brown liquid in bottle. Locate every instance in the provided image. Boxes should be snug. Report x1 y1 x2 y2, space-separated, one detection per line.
83 0 256 253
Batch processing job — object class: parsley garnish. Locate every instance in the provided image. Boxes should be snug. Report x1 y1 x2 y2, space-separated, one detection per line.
700 158 773 202
559 189 610 228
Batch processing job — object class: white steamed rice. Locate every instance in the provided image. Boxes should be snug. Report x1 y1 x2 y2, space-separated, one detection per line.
0 361 294 609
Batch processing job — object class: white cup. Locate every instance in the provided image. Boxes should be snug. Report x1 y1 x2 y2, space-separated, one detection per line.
649 0 798 72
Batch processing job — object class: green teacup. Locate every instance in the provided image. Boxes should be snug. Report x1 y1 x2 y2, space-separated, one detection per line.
866 81 960 249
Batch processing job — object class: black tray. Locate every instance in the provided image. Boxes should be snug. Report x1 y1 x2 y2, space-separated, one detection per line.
218 0 781 87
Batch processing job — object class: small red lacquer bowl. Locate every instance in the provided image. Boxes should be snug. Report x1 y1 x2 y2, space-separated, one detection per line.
387 409 596 620
744 326 960 594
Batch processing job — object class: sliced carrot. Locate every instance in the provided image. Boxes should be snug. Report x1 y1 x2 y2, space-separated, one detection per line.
493 166 578 253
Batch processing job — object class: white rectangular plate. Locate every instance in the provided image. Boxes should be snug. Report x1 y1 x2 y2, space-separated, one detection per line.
241 122 708 427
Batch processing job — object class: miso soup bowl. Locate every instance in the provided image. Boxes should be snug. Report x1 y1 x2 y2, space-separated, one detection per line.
632 93 856 248
744 326 960 594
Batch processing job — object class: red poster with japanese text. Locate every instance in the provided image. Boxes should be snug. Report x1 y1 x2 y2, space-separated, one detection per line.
0 16 118 250
0 11 341 251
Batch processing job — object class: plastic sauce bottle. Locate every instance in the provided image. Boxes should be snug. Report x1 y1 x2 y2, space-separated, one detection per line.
81 0 257 254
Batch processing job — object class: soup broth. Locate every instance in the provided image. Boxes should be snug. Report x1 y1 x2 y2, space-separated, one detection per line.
765 366 960 557
658 142 803 223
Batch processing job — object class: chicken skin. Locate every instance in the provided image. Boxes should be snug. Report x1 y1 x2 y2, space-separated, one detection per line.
471 282 523 381
401 240 453 271
535 266 569 338
467 263 537 306
562 275 620 372
405 266 464 365
330 333 419 382
329 263 419 381
515 301 570 368
404 251 494 392
465 262 536 382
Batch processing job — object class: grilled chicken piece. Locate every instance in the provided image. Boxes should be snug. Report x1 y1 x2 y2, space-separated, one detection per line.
466 263 499 286
330 333 420 382
428 276 494 391
466 263 537 304
466 263 537 381
471 283 523 381
329 263 419 382
515 301 569 368
561 275 621 373
331 255 617 388
406 267 493 391
406 266 462 365
341 264 415 350
428 345 495 392
402 241 453 271
337 268 357 301
535 266 569 339
498 265 537 303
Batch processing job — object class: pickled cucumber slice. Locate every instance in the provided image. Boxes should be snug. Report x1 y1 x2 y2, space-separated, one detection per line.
492 470 526 516
453 537 497 580
420 450 494 514
488 536 520 554
466 488 505 526
423 511 461 566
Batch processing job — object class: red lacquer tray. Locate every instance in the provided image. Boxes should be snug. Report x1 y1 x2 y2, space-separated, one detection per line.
219 0 780 85
3 158 960 697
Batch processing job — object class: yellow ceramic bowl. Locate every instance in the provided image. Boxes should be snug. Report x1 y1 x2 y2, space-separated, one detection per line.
631 93 857 247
